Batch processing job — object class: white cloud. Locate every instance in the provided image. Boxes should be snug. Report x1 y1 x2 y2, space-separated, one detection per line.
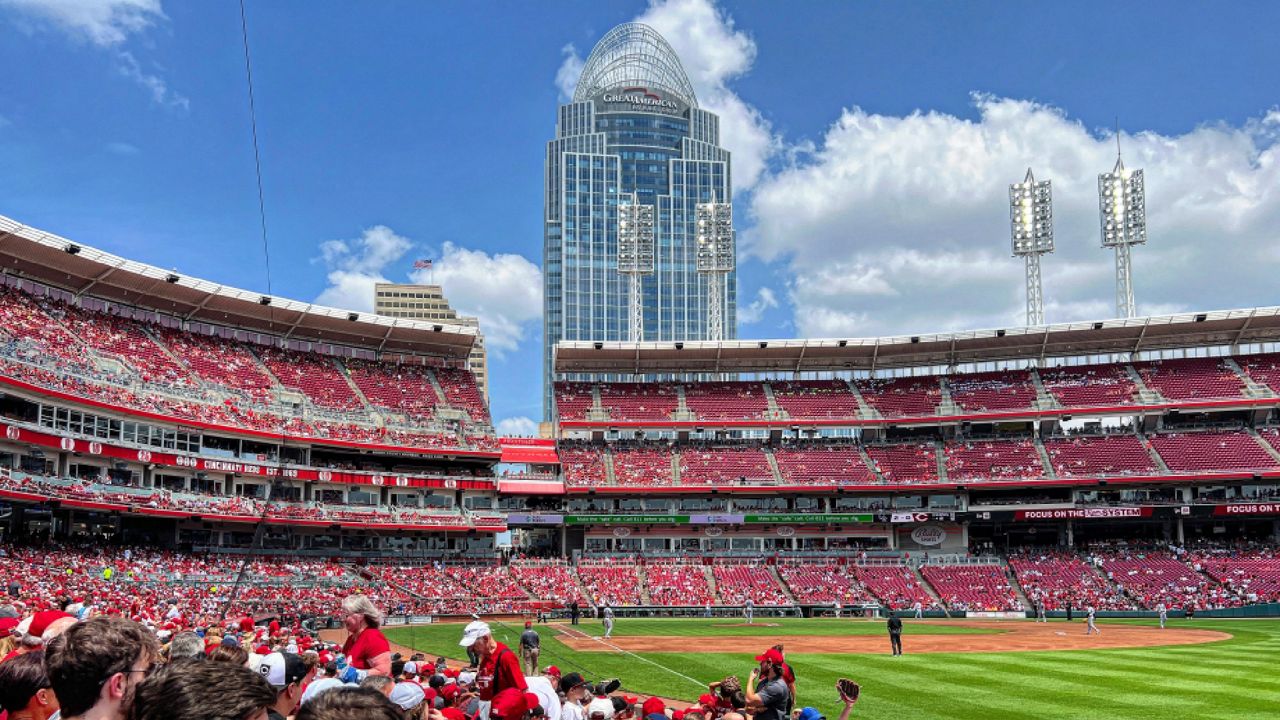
635 0 779 193
496 416 538 437
1 1 186 109
737 286 778 324
555 43 583 103
410 243 542 357
0 0 163 46
748 95 1280 337
314 225 413 311
104 140 139 155
115 49 188 110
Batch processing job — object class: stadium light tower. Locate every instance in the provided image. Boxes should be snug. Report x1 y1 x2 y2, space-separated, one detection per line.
1098 148 1147 318
1009 168 1055 326
617 195 655 342
695 195 735 341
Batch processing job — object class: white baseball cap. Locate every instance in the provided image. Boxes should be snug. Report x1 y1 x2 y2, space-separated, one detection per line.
459 620 491 647
300 678 345 706
258 652 308 688
390 682 427 711
403 661 419 676
587 697 615 720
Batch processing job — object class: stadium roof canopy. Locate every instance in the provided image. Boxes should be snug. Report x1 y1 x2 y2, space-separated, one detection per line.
0 215 476 358
554 308 1280 375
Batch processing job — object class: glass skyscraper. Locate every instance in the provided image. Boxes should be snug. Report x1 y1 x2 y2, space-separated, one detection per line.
543 23 736 417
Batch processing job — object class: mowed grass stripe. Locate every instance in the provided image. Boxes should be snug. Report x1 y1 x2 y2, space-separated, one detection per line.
385 619 1280 720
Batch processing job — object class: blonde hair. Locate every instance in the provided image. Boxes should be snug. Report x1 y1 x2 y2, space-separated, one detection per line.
342 594 384 628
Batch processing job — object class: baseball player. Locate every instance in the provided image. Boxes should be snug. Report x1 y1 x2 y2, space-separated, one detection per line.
745 598 755 624
602 602 615 640
1085 605 1099 635
1035 597 1047 623
913 601 923 620
1157 602 1167 629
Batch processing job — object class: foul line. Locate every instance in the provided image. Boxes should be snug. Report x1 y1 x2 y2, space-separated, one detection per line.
555 624 706 690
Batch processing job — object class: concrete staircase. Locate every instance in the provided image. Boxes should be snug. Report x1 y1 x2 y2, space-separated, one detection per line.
764 447 785 483
1033 437 1057 478
770 566 798 605
858 445 887 483
1135 430 1172 473
912 564 950 617
1125 363 1165 404
1225 357 1278 399
934 440 949 482
335 358 376 412
673 385 696 421
603 447 618 485
1246 426 1280 463
670 450 683 485
1002 560 1033 611
761 382 787 420
1029 368 1061 410
636 565 653 604
844 379 882 420
704 565 720 603
937 378 961 416
587 384 610 422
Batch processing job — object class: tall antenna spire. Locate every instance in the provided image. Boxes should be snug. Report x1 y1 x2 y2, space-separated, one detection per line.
1115 117 1123 165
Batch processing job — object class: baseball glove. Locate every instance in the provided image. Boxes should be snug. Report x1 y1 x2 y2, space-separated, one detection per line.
718 675 741 697
837 678 860 703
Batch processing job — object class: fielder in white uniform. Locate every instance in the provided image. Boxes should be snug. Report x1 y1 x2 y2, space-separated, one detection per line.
745 598 755 624
1086 606 1100 635
602 603 614 639
913 601 923 619
1157 602 1167 629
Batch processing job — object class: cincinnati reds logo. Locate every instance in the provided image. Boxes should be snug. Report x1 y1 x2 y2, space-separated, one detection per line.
5 426 18 440
318 470 332 482
137 450 153 462
371 475 384 486
395 477 408 487
444 479 457 489
60 438 76 451
89 442 103 455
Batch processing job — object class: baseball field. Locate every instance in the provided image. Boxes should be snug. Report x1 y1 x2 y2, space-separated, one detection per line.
385 616 1279 719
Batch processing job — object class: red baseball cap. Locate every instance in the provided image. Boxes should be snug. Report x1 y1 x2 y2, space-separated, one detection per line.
698 694 716 708
642 698 665 717
672 711 685 720
489 688 541 720
17 610 74 639
544 665 561 678
754 648 784 665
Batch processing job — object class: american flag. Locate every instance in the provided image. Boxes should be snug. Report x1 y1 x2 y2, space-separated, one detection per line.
413 259 433 270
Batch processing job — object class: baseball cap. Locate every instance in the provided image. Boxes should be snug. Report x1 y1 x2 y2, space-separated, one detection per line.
587 697 616 720
698 694 716 708
258 652 308 688
796 709 825 720
642 698 665 717
459 620 491 647
300 677 344 706
17 610 74 639
441 709 468 720
490 688 542 720
459 669 477 685
754 648 784 665
404 661 419 676
391 682 428 711
558 672 588 694
544 665 561 678
671 711 685 720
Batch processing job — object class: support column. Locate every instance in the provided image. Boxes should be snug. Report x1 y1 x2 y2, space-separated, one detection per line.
1176 516 1185 544
1066 520 1074 547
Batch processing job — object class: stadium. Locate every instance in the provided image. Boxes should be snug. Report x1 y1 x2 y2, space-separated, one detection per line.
1 10 1278 720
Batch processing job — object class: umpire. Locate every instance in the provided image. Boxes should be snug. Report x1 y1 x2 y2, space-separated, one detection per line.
887 611 903 656
519 621 540 675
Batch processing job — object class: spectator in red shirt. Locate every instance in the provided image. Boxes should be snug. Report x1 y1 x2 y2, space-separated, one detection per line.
339 595 391 679
459 620 527 701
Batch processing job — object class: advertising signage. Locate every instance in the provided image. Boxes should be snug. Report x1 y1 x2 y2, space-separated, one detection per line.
591 87 687 116
1213 504 1280 516
560 513 876 526
1014 507 1153 521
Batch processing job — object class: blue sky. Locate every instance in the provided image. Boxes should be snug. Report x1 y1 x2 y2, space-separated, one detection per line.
2 0 1279 433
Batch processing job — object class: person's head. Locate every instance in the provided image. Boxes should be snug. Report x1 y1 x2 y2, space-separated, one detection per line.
167 631 205 662
558 672 590 701
45 615 159 720
295 686 402 720
257 651 310 717
458 620 495 657
127 660 275 720
360 674 396 698
341 595 383 635
754 648 784 679
0 651 60 720
16 610 75 652
525 621 533 629
209 643 250 666
793 709 823 720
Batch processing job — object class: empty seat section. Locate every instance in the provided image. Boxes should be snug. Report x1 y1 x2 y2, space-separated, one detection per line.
1044 434 1156 477
778 562 875 604
921 565 1021 611
257 346 364 411
944 438 1042 481
1039 363 1138 408
154 326 276 402
679 445 774 485
557 446 609 487
611 446 674 487
554 382 597 420
683 381 769 421
435 367 490 423
852 565 939 609
598 383 678 421
857 376 941 417
1008 551 1133 610
770 380 862 419
711 562 789 604
865 443 938 484
1149 430 1278 473
949 371 1037 412
646 562 714 606
346 359 440 419
772 444 874 484
1135 358 1247 401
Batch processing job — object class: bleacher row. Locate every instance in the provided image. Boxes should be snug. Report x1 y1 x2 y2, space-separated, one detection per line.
555 354 1280 422
0 285 494 451
558 428 1280 488
6 546 1276 619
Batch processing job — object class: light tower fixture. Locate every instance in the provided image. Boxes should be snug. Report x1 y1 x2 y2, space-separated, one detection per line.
1009 167 1055 326
1098 151 1147 319
617 195 655 342
695 195 734 341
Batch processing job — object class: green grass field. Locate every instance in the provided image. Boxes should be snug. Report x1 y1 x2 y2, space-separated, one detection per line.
386 617 1279 719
